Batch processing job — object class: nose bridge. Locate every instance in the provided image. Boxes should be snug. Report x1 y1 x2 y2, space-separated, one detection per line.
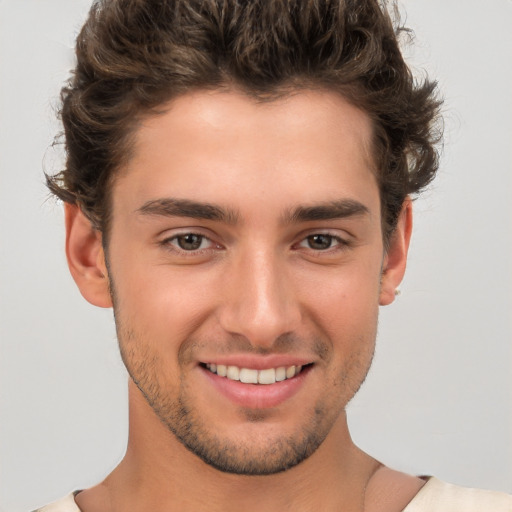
219 244 300 347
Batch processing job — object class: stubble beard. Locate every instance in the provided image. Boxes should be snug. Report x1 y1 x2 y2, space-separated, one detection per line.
127 356 329 475
109 283 376 476
117 330 375 476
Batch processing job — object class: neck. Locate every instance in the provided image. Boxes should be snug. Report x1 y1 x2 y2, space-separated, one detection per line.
78 382 378 512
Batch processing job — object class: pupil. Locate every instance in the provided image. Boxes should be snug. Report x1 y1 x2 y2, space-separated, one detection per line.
308 234 332 250
178 234 202 250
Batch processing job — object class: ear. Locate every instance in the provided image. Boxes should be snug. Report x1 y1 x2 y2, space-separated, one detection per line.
65 203 113 308
379 198 413 306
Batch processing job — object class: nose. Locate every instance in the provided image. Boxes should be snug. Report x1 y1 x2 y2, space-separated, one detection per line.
217 247 302 349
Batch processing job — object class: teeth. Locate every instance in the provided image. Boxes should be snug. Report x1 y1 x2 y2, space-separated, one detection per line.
227 366 240 380
258 368 275 384
240 368 258 384
205 363 305 384
286 366 296 379
275 367 286 382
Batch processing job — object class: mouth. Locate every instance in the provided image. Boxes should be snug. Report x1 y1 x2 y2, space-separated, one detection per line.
202 363 308 384
199 361 314 409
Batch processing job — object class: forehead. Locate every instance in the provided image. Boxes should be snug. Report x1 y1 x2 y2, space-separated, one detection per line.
114 88 378 220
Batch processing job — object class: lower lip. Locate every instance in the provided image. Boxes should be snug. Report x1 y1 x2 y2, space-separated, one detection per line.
200 365 312 409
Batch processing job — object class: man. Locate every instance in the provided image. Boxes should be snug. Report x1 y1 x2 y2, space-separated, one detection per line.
35 0 512 510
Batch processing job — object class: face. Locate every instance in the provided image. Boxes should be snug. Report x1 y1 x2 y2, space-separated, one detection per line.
70 89 409 475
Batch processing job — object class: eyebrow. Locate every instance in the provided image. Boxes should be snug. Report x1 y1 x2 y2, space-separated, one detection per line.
136 197 370 225
284 199 370 223
136 198 239 224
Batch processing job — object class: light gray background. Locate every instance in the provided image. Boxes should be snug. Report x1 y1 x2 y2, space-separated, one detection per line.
1 1 511 510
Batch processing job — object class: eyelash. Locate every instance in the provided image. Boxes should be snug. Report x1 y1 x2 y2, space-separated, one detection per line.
160 231 349 256
296 233 348 252
160 232 219 254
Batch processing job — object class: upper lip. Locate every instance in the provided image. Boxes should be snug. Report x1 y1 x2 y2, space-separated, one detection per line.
199 355 314 370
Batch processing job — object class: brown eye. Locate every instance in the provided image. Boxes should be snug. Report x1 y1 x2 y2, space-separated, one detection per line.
306 234 335 250
175 234 205 250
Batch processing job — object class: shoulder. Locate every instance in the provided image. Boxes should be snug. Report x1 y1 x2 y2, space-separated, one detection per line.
32 493 82 512
365 466 427 512
403 477 512 512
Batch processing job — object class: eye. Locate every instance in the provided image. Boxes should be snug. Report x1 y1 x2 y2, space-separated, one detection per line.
300 234 341 251
166 233 212 251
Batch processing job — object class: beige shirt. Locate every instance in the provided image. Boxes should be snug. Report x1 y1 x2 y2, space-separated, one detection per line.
34 478 512 512
403 477 512 511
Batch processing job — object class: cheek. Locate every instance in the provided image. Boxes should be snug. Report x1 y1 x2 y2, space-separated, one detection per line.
297 258 381 370
299 257 382 324
321 295 378 374
109 256 221 344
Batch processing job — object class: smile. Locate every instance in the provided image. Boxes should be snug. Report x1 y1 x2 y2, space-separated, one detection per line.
204 363 304 384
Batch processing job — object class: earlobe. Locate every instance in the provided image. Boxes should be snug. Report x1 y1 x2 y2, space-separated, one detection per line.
65 204 113 308
379 198 413 306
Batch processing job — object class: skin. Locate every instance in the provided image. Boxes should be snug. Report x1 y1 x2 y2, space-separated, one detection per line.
66 89 424 511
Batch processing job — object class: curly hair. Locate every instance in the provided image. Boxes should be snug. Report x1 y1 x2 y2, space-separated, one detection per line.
48 0 442 241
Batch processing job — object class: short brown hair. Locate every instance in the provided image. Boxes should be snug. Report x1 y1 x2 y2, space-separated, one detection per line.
48 0 442 241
